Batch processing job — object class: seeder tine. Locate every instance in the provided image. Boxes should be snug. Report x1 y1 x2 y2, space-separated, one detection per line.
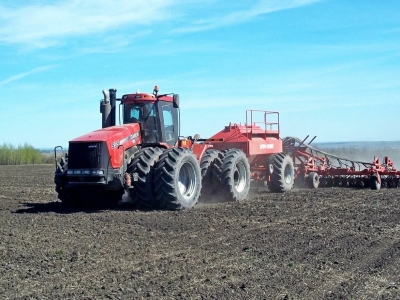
298 135 309 147
307 136 317 146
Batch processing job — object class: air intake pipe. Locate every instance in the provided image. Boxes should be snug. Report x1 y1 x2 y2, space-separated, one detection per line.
100 88 117 128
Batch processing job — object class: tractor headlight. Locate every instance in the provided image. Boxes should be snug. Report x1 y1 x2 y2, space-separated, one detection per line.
92 170 104 175
82 170 91 175
67 170 73 175
74 170 82 175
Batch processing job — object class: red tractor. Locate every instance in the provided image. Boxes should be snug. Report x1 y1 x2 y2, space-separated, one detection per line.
54 86 294 210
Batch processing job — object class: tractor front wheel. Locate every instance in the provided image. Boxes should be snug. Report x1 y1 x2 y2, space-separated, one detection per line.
128 147 163 208
58 186 83 208
154 148 202 210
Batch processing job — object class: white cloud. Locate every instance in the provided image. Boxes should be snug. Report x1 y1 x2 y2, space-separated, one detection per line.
173 0 321 33
0 0 322 48
0 0 175 48
0 65 56 86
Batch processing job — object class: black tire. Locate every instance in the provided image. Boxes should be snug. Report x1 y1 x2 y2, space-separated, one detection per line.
68 186 121 209
153 148 201 210
97 190 124 208
199 149 222 201
59 187 83 208
219 149 250 201
128 147 163 208
55 156 67 173
370 175 381 191
307 172 319 189
55 157 70 205
203 150 227 202
211 150 226 183
343 179 350 188
267 153 294 193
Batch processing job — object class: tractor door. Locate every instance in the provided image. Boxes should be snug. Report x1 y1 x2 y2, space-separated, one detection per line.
157 101 179 147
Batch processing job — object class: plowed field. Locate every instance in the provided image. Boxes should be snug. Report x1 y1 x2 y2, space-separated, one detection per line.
0 165 399 299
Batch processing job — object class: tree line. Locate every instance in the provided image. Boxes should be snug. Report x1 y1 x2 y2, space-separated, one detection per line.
0 143 55 165
1 142 398 167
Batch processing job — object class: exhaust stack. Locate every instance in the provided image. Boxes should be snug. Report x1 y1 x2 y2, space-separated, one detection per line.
109 88 117 127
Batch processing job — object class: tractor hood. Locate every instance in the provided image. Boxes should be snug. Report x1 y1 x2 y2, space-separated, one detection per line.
70 123 141 146
69 123 142 169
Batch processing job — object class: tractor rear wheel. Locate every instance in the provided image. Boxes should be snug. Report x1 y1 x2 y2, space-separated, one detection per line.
219 149 251 201
128 147 163 208
267 153 294 192
199 149 222 201
154 148 201 210
307 172 319 189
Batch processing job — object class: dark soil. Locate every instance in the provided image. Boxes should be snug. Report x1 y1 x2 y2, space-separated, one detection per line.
0 165 399 299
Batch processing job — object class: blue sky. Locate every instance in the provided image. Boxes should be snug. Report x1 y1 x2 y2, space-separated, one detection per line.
0 0 399 148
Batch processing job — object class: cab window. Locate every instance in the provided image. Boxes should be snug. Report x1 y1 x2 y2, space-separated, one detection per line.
162 104 174 141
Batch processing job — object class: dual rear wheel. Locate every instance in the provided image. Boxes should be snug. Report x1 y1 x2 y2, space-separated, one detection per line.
151 147 252 209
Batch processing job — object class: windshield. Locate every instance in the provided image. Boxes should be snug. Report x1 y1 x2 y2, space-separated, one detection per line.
123 102 158 143
124 103 156 124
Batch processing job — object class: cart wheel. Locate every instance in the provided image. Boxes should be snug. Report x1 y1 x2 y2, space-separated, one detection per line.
267 153 294 193
307 172 319 189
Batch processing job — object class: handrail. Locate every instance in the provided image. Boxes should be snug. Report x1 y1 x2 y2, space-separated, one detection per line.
245 109 280 138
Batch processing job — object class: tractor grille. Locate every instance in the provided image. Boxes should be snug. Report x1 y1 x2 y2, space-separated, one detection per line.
68 142 109 169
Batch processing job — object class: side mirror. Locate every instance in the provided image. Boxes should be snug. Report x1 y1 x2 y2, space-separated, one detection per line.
173 94 180 108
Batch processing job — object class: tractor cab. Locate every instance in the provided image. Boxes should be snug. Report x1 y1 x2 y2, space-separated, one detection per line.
121 87 180 147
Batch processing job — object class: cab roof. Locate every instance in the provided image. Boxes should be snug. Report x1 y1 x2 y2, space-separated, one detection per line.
121 93 173 104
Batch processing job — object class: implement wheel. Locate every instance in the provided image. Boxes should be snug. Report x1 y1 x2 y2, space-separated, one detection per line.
370 175 381 191
128 147 163 208
307 172 319 189
154 148 201 210
219 149 250 201
267 152 294 193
